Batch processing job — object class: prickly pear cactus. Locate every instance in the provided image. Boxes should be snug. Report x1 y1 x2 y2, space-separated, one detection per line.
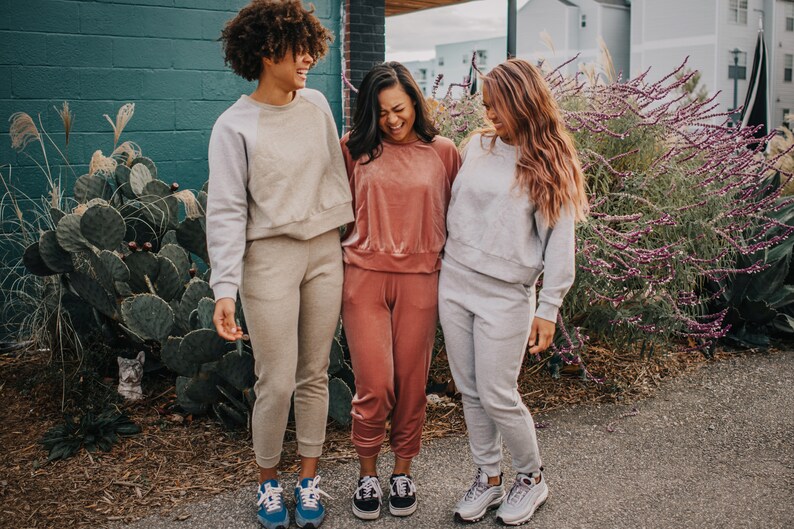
121 294 174 343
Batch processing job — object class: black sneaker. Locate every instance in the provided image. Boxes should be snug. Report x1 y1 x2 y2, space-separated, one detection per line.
352 475 382 520
389 474 417 516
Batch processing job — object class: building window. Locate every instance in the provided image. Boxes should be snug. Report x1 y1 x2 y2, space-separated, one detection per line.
581 14 587 27
786 3 794 31
728 0 748 25
438 56 444 66
476 49 488 67
728 50 747 80
785 54 793 82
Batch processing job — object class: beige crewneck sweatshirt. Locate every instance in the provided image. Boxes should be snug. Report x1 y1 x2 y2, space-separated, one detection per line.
206 89 354 301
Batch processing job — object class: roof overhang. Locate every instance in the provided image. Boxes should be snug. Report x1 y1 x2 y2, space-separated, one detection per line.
385 0 478 17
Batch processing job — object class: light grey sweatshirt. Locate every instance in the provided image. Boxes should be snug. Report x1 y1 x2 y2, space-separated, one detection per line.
206 89 354 301
444 133 576 322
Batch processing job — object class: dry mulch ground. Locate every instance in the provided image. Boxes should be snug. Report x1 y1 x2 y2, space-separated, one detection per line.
0 342 744 528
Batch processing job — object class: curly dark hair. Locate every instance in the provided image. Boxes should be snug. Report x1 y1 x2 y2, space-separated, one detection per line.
220 0 334 82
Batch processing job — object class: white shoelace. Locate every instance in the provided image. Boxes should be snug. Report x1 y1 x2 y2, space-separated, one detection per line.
505 474 537 505
257 483 284 514
463 469 492 501
356 476 383 500
391 475 416 498
298 476 332 509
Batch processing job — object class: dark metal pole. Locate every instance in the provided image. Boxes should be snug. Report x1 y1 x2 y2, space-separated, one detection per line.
730 47 742 125
507 0 516 59
732 54 739 114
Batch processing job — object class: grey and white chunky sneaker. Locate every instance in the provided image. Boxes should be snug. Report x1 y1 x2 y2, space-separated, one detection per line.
453 468 506 523
495 472 548 526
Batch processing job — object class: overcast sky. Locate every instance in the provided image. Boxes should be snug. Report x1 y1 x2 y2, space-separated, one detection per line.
385 0 531 63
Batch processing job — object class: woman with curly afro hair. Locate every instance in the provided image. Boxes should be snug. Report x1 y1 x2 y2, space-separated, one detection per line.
206 2 353 528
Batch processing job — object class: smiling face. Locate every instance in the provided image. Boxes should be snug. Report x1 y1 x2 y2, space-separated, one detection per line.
482 84 512 144
377 84 418 143
265 48 314 93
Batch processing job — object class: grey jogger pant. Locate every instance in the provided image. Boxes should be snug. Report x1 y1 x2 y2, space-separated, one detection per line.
240 229 343 469
438 255 543 478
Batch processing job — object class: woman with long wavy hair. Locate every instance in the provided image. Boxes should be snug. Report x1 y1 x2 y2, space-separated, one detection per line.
340 62 460 520
438 58 588 526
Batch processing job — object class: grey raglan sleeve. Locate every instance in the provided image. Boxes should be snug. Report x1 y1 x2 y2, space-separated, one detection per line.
534 206 576 322
206 120 248 301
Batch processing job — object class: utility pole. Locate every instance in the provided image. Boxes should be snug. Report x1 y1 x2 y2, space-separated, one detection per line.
507 0 516 58
730 47 743 126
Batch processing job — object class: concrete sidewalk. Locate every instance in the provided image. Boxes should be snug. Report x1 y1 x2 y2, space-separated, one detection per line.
125 350 794 529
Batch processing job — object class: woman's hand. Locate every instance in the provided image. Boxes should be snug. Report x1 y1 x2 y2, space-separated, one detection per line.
528 316 555 354
213 297 243 341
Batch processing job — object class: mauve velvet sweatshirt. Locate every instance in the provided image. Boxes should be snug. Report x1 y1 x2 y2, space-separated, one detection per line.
340 134 461 273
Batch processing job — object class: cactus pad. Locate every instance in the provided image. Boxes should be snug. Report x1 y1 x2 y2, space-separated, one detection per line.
39 230 74 273
177 278 214 332
215 349 255 391
176 217 209 265
129 164 153 196
74 173 112 203
56 213 91 252
49 207 65 225
176 376 209 415
130 156 158 179
125 251 159 293
23 242 56 276
161 336 200 377
179 328 228 365
182 373 222 404
154 256 183 302
80 204 125 250
195 297 215 330
121 294 174 342
328 377 353 425
142 180 170 198
68 271 118 319
158 244 190 279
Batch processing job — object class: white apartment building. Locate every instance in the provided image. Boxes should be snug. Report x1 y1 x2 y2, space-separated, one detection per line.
402 58 436 96
396 0 793 127
631 0 793 128
517 0 630 78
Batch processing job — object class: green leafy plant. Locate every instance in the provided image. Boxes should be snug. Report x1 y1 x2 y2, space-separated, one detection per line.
40 409 140 462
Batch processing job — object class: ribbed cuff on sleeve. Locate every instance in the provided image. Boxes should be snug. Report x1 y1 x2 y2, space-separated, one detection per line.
535 301 560 323
212 282 238 302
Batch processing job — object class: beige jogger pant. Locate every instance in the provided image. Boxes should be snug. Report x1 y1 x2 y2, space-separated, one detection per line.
240 229 343 469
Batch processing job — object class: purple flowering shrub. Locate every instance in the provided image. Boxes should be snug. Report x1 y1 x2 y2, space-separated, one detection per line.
430 61 794 361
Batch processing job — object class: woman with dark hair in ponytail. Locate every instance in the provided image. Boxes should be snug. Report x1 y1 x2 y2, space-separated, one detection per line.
340 61 460 520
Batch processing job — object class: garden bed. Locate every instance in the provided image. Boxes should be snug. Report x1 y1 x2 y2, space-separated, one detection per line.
1 342 729 528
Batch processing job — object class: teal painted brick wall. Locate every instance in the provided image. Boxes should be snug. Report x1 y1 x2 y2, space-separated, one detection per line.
0 0 344 201
0 0 343 335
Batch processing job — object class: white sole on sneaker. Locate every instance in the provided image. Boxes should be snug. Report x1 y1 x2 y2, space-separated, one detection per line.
496 488 548 526
352 502 381 520
389 502 417 517
453 491 506 523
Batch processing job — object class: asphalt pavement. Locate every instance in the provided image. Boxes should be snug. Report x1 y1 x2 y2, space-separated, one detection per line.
123 350 794 529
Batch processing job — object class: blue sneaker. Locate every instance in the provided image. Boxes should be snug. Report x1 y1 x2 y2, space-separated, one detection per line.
294 476 330 528
256 479 289 529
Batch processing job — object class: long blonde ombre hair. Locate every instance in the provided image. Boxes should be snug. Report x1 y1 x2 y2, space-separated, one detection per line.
480 59 588 226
